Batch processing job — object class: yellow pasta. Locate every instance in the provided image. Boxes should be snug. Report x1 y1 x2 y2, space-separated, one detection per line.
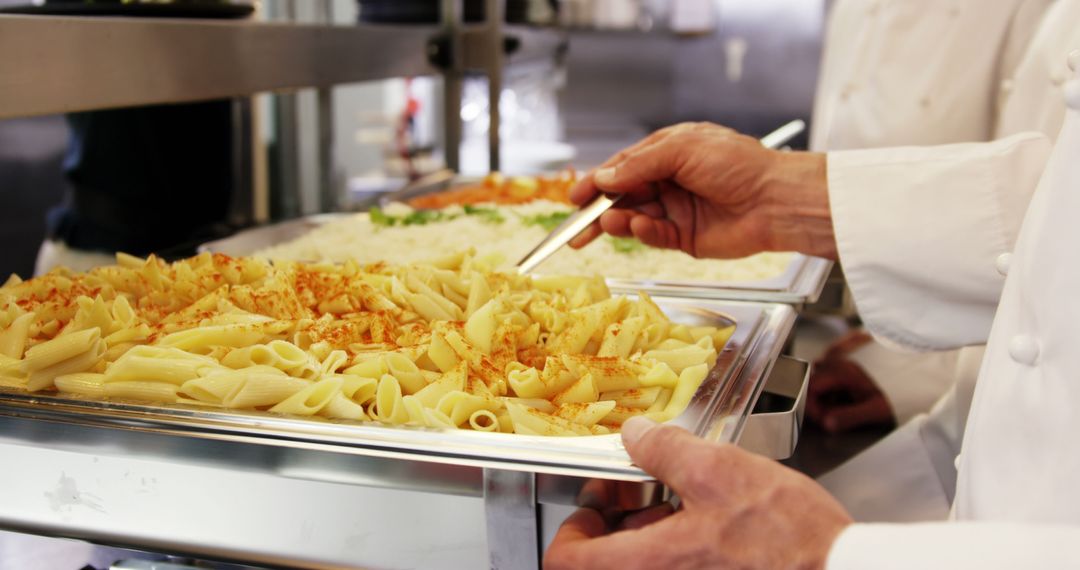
269 377 342 416
21 327 100 374
104 381 180 403
54 372 107 398
0 252 733 436
0 312 35 359
468 409 500 432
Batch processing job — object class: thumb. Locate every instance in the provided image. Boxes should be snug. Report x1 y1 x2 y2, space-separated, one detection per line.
593 141 681 194
621 416 726 503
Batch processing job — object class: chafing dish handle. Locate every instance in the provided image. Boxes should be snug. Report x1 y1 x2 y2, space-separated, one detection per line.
738 356 809 461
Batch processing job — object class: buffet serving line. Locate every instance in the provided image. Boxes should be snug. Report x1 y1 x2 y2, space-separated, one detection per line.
0 174 828 569
0 10 829 569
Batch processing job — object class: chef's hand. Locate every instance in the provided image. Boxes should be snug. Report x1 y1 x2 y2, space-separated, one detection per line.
807 331 897 433
569 122 837 260
544 417 853 570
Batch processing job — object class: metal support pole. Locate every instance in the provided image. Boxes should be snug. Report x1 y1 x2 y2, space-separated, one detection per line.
442 0 465 172
485 0 505 172
316 87 336 212
484 469 540 570
314 0 337 212
228 97 255 228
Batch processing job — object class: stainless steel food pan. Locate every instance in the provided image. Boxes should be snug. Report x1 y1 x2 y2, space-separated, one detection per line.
201 213 831 306
0 299 800 569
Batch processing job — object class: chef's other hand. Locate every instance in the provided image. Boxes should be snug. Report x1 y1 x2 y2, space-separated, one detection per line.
807 331 897 433
568 122 837 260
544 417 853 570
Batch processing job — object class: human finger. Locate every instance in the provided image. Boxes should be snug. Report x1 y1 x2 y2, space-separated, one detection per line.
569 171 601 206
821 397 894 433
629 215 682 252
807 362 844 396
598 209 636 238
570 128 680 206
544 509 681 570
615 504 676 531
592 140 685 196
806 364 852 425
633 201 666 218
620 416 730 503
548 508 609 551
569 223 604 249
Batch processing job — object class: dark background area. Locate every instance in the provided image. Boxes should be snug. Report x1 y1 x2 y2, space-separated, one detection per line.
0 116 68 278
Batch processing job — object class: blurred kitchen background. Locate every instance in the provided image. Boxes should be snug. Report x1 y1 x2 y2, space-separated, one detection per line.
0 0 826 278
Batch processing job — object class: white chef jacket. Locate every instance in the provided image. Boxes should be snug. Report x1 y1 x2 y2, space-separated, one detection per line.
811 0 1053 152
823 36 1080 570
811 0 1055 423
819 0 1080 527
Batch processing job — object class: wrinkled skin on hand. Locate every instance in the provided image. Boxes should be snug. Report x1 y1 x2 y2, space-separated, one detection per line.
544 417 853 570
807 330 897 433
568 122 836 261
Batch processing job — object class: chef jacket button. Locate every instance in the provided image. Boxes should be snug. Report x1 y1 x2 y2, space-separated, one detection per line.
1069 50 1080 73
995 252 1012 277
1008 335 1040 366
954 454 962 470
1066 78 1080 111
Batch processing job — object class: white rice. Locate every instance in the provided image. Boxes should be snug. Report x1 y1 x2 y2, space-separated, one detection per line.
255 201 794 283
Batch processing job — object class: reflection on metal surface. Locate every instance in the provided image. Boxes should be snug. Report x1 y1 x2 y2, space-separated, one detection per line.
0 418 489 569
607 255 833 305
739 356 809 460
0 299 787 483
0 298 797 568
484 469 539 570
536 473 666 511
0 17 437 120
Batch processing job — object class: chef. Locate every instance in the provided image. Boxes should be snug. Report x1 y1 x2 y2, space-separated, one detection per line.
545 38 1080 570
807 0 1054 434
816 0 1080 524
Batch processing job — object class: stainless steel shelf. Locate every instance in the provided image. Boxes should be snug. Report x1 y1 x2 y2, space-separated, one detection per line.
0 15 438 119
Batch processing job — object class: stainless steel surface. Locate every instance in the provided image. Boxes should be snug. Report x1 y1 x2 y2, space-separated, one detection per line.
738 356 809 460
759 119 807 149
442 0 465 172
561 1 825 161
198 213 351 256
0 16 439 120
513 120 808 278
0 298 795 569
485 0 506 173
0 416 489 569
376 168 458 205
484 469 539 570
317 87 338 212
606 254 833 305
0 299 792 482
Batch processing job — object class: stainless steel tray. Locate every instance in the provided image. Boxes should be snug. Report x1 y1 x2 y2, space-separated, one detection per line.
200 213 832 306
0 298 792 482
0 299 796 569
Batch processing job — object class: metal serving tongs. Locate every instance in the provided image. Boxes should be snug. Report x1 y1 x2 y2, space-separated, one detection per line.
515 119 807 275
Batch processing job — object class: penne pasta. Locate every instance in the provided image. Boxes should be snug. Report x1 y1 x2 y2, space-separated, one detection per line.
0 252 733 437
